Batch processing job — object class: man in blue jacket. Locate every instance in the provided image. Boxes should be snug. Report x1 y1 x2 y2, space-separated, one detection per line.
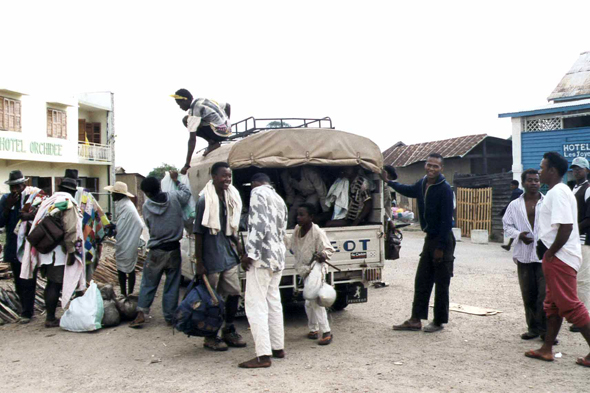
383 153 456 333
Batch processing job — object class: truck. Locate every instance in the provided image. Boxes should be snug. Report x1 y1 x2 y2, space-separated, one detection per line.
181 117 393 310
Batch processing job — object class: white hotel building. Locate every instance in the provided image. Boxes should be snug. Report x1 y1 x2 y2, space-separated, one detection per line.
0 88 115 212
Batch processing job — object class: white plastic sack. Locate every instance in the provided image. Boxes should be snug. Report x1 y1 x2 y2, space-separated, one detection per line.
60 281 104 332
161 172 196 222
317 283 337 308
303 262 323 300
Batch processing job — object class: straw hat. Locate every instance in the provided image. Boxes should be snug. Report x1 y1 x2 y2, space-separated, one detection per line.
104 181 134 197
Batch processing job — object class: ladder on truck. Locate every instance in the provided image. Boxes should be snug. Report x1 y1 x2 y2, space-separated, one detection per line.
227 117 334 141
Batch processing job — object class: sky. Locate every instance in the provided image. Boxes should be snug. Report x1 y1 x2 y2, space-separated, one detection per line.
2 0 590 175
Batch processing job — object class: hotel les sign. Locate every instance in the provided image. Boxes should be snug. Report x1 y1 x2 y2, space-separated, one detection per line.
0 136 63 156
563 142 590 159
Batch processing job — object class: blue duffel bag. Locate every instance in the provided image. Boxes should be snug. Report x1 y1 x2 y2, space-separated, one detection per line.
174 275 225 338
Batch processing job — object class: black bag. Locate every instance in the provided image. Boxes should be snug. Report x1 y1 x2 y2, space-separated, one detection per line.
27 215 64 254
174 275 225 338
386 227 403 260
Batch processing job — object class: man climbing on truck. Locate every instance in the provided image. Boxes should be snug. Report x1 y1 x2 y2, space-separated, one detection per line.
171 88 232 174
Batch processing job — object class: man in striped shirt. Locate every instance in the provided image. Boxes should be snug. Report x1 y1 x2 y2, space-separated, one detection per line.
503 169 546 340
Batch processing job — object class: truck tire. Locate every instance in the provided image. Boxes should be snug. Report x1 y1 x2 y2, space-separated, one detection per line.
331 291 348 311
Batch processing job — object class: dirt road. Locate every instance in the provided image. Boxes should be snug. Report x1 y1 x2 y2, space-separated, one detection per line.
1 231 588 392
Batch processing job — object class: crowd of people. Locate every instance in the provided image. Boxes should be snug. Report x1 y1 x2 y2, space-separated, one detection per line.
2 87 589 370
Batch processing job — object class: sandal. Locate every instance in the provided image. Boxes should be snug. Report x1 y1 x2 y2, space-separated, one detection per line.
576 357 590 368
318 332 333 346
307 331 319 339
524 349 554 362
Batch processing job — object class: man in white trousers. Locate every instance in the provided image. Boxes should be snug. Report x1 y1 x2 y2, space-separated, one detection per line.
239 173 288 369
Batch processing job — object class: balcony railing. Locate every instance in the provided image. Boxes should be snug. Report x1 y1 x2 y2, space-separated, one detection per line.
78 142 112 162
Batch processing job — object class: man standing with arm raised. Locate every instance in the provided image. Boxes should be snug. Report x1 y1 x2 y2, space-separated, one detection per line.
383 153 455 333
525 152 590 368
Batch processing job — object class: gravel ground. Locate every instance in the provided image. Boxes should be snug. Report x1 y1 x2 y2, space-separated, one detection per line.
1 230 589 392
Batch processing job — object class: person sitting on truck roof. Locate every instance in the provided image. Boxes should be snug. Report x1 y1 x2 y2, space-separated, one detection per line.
286 203 335 345
281 166 329 229
325 166 374 227
171 88 232 174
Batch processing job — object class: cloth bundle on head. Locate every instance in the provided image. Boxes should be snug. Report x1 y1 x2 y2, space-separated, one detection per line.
199 180 242 236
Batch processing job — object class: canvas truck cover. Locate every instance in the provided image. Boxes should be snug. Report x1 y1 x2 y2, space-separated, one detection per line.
226 128 383 174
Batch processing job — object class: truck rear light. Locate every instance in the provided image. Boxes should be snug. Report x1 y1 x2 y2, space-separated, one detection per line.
364 268 382 283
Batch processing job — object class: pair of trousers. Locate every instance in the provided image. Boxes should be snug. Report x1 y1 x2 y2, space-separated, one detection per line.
245 267 284 357
578 245 590 311
137 248 182 322
305 299 330 333
517 261 547 335
9 259 37 319
411 232 455 324
543 255 590 327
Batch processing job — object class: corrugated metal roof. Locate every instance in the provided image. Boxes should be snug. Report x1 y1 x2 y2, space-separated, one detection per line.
548 51 590 101
383 134 487 167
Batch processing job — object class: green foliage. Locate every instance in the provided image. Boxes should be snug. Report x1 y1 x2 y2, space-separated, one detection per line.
148 163 179 180
266 121 292 129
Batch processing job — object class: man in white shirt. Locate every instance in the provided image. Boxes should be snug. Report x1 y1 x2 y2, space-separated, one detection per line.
525 152 590 368
503 169 546 340
570 157 590 333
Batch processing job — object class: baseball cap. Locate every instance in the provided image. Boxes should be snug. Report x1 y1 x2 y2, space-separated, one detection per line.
570 156 589 170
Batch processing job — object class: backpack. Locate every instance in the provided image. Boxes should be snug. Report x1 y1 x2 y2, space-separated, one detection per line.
27 214 65 254
174 275 225 338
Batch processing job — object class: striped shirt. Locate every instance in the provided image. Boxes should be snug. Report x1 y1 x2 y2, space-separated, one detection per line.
502 193 544 264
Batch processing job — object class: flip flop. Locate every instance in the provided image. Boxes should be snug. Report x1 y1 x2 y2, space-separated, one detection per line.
524 350 554 362
576 357 590 368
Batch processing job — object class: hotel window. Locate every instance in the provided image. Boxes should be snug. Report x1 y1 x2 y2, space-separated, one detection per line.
0 97 22 132
47 109 67 139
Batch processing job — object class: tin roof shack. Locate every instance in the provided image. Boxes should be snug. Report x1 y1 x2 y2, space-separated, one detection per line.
115 167 145 216
382 135 512 212
453 172 514 242
499 51 590 184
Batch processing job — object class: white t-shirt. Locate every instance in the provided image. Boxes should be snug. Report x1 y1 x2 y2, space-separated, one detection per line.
538 183 582 271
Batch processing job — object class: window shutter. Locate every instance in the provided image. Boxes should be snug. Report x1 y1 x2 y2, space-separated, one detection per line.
47 109 52 136
4 99 9 130
62 111 67 138
85 123 93 142
8 100 15 131
14 101 21 131
78 119 86 142
0 98 4 130
93 122 101 144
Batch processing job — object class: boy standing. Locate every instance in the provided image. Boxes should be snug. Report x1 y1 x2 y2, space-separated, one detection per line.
287 203 335 345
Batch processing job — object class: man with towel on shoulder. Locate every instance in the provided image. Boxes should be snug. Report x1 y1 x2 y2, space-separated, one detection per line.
104 181 143 296
194 161 246 351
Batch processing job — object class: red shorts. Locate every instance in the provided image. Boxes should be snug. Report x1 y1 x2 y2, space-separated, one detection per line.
543 255 590 327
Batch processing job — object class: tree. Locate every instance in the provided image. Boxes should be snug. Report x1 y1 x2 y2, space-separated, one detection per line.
266 121 292 129
148 163 179 180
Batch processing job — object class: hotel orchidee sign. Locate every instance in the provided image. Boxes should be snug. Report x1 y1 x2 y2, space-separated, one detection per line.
563 142 590 159
0 136 63 157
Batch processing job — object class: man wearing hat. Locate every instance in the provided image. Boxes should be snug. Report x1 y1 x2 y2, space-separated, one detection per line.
20 169 85 327
571 156 590 332
104 181 143 296
0 170 43 323
68 169 110 283
171 88 232 174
